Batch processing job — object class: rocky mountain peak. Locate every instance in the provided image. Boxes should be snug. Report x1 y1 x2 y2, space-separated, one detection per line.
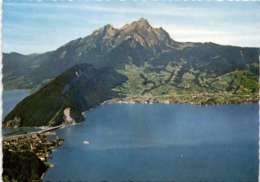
104 24 113 29
102 24 117 39
91 24 117 39
134 17 151 27
115 18 177 54
121 17 151 32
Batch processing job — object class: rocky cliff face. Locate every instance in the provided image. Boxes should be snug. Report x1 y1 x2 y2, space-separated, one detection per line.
3 116 21 128
116 18 178 53
63 108 76 125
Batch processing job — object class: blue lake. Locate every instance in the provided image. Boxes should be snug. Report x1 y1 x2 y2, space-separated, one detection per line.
43 102 259 182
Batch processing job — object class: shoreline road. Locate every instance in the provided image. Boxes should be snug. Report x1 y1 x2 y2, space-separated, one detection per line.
2 125 62 141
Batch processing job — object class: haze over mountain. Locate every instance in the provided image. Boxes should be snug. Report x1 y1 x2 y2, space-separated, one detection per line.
3 18 259 127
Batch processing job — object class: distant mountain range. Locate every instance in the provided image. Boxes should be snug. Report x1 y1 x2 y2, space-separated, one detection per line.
3 18 259 127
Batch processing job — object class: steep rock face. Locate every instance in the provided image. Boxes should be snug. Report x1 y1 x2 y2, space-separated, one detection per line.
63 108 76 125
3 64 127 127
2 117 21 128
116 18 178 54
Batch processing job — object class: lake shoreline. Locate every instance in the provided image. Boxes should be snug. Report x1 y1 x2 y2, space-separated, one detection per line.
3 98 258 130
82 97 259 115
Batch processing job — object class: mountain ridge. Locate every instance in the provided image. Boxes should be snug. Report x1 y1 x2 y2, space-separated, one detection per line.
2 18 259 127
3 18 257 92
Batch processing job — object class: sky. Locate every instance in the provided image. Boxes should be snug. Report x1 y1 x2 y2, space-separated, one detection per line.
3 0 260 54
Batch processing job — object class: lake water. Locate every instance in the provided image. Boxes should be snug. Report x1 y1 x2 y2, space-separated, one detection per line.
1 90 41 135
43 103 259 182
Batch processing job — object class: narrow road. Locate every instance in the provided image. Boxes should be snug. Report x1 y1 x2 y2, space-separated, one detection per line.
3 125 62 141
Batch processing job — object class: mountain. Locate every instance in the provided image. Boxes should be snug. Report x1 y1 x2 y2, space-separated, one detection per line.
3 52 53 90
31 18 179 83
3 18 180 91
2 18 259 127
3 64 127 127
